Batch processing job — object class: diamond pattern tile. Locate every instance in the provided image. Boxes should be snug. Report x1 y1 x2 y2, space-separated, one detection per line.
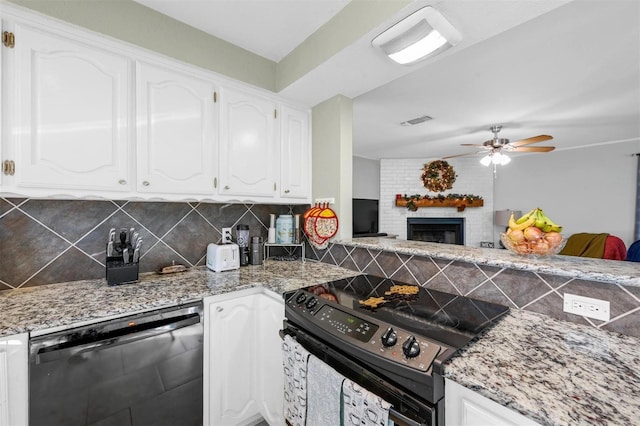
320 243 640 338
0 197 305 288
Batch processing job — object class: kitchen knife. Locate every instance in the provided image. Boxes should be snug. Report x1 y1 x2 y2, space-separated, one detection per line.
109 228 116 243
131 231 139 249
123 247 129 264
129 227 135 244
107 241 114 257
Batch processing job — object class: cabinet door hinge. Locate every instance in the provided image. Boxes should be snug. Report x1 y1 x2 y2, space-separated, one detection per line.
3 160 15 176
274 109 277 119
2 31 15 48
213 91 217 103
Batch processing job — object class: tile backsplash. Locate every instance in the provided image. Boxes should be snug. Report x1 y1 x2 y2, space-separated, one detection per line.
0 198 305 290
307 242 640 338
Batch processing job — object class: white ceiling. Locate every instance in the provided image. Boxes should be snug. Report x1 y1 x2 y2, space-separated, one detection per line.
133 0 640 160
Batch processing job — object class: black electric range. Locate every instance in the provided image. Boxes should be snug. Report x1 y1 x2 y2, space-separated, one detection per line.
282 274 509 425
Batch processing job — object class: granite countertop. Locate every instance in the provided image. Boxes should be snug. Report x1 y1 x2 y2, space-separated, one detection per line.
0 260 360 337
444 309 640 426
2 259 638 425
340 237 640 287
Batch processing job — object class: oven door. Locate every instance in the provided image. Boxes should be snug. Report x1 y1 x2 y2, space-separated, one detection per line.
281 321 440 426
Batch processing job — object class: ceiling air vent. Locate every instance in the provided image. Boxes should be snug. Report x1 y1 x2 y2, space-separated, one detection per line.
400 115 432 126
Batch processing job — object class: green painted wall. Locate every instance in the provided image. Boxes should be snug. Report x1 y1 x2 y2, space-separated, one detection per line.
312 95 353 239
277 0 411 92
4 0 277 91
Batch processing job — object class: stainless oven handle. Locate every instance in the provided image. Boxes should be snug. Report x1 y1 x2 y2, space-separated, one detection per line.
280 327 430 426
32 313 201 360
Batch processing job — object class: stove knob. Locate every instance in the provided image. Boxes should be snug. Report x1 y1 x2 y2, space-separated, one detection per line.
380 327 398 347
295 293 307 304
402 336 421 358
305 297 318 309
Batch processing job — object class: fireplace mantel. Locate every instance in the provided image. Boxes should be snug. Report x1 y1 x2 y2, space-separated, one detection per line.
395 198 483 212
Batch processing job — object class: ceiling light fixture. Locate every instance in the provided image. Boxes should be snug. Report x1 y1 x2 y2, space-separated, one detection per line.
480 151 511 166
372 6 461 65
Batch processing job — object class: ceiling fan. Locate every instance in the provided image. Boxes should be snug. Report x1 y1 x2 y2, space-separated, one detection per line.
443 125 555 166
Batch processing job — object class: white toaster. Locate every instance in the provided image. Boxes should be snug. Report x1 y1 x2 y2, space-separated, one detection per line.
206 243 240 272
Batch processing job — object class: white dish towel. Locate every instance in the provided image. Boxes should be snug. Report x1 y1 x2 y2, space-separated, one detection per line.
342 378 392 426
306 354 345 426
283 335 311 426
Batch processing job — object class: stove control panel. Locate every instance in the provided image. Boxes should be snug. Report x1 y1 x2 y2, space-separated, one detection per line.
286 290 442 372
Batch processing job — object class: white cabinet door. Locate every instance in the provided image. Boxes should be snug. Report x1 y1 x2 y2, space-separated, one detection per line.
445 378 541 426
219 87 278 198
204 292 261 426
279 106 310 201
256 291 285 425
0 333 28 426
12 23 131 192
136 61 218 195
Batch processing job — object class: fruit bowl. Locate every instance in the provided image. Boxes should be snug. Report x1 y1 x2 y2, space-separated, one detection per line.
501 232 566 257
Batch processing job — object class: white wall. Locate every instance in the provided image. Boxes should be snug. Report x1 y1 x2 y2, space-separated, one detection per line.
495 140 639 247
380 157 494 247
353 156 380 199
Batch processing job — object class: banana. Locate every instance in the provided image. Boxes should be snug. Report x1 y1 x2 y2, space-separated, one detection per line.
533 209 546 229
509 212 537 231
515 208 538 225
535 209 563 233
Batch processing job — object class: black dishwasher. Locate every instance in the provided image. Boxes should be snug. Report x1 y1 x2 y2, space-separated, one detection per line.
29 302 203 426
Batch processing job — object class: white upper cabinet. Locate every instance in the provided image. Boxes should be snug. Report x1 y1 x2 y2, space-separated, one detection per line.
10 22 132 192
279 105 310 200
219 87 279 199
136 61 218 195
0 5 311 202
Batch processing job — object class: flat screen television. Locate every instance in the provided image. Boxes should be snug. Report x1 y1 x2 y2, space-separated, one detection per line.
352 198 383 237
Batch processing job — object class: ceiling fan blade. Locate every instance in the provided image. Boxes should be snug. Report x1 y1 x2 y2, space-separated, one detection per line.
460 143 488 147
510 135 553 147
442 151 484 159
512 146 555 152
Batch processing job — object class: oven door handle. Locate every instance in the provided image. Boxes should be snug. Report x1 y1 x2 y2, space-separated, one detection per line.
280 326 432 426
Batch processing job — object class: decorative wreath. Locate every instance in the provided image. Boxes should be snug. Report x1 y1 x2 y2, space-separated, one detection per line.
421 160 457 192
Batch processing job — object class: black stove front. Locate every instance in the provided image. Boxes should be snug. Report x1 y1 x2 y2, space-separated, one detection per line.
282 274 509 426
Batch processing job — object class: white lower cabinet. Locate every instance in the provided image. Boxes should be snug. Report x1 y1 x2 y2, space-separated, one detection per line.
204 289 284 426
0 333 28 426
445 378 541 426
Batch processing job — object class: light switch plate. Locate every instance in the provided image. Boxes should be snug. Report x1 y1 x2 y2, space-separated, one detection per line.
563 293 610 321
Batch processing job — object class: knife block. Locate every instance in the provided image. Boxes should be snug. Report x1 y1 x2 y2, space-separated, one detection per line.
106 254 139 286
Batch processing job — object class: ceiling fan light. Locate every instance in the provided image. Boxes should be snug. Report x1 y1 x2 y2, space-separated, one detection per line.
372 6 461 65
480 154 492 166
493 152 511 165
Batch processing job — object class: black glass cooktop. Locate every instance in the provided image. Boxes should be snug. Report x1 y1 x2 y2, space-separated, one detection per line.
300 274 510 350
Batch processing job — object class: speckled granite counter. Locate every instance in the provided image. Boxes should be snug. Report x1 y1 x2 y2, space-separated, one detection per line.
2 259 638 426
0 260 360 337
339 237 640 287
444 309 640 426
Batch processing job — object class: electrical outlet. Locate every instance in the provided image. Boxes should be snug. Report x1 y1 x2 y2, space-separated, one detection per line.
563 293 610 321
221 227 232 244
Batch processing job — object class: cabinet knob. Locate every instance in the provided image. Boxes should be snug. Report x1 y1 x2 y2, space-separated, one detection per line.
284 189 290 194
118 179 127 185
143 181 150 187
216 306 224 312
224 185 230 190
